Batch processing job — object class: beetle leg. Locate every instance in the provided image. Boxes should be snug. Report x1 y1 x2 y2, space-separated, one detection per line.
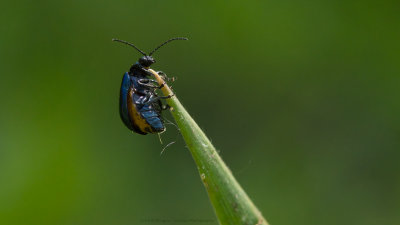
151 79 167 89
158 82 166 89
139 83 159 88
157 71 167 80
138 78 158 83
157 71 176 82
142 68 171 82
141 67 154 76
138 78 160 88
143 94 175 105
136 92 155 107
144 91 156 102
138 78 166 89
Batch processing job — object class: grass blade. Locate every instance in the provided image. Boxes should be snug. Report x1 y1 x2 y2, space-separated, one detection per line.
149 69 269 225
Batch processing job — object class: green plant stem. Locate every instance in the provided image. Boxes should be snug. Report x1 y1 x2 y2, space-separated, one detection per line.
149 69 269 225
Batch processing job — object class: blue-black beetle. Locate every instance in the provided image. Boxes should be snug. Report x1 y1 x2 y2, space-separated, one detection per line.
113 37 188 135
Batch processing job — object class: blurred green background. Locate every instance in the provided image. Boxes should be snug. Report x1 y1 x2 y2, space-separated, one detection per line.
1 0 399 224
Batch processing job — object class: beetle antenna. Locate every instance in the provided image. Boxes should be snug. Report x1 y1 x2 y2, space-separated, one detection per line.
112 38 147 56
149 37 188 56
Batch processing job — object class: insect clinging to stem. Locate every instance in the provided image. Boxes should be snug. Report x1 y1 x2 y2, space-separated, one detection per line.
113 37 188 135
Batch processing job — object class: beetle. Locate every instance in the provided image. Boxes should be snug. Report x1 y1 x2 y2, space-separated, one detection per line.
113 37 188 135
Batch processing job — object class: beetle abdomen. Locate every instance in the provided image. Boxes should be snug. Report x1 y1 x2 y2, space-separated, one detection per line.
127 88 165 134
139 105 165 132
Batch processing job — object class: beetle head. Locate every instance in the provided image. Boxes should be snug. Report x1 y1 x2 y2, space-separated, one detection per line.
139 55 155 67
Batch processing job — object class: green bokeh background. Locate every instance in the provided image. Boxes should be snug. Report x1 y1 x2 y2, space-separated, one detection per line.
1 1 399 225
